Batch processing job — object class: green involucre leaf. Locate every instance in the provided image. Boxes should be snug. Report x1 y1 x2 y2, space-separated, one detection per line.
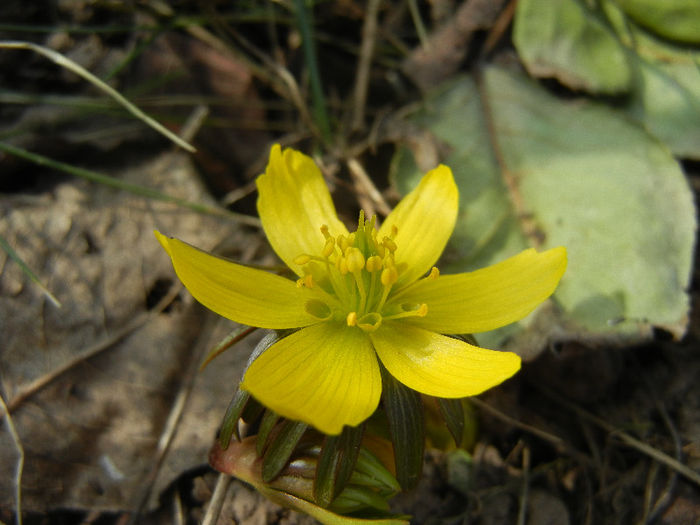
380 368 424 490
437 398 477 450
315 424 365 507
262 420 308 482
393 66 695 356
218 389 250 449
614 0 700 44
513 0 631 93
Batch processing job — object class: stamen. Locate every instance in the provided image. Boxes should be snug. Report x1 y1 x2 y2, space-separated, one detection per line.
294 254 312 265
428 266 440 280
346 311 358 327
380 266 398 287
303 274 314 288
320 224 331 240
382 237 397 253
384 303 428 321
345 247 365 273
366 255 383 272
322 238 336 258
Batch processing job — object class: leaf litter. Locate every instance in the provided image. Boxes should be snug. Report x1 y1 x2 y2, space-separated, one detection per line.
2 1 700 524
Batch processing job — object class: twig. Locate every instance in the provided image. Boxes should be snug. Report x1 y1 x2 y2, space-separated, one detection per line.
4 283 182 413
406 0 429 50
346 157 392 216
475 69 543 248
0 393 24 525
128 312 220 523
540 387 700 487
469 397 567 451
643 402 681 524
516 446 530 525
351 0 382 131
201 473 232 525
0 41 195 152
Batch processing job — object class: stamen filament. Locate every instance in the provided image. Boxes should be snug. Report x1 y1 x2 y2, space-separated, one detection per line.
383 303 428 321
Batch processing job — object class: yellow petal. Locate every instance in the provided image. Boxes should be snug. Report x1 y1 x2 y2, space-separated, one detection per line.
257 145 349 276
392 247 567 334
241 322 381 435
371 322 521 398
156 231 316 329
379 165 458 286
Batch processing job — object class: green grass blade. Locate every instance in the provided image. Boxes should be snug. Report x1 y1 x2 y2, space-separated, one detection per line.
0 141 260 227
0 40 195 152
0 233 61 308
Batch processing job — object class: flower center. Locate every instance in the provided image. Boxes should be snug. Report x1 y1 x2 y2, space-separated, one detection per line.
294 211 431 333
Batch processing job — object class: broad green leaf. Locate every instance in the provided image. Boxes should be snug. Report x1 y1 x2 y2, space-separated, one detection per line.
615 0 700 44
392 66 695 356
513 0 700 158
604 0 700 159
513 0 631 93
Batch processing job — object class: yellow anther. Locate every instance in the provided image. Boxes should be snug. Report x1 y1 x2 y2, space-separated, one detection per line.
296 278 305 288
304 274 314 288
428 266 440 280
346 247 365 273
338 235 350 252
347 311 358 326
294 254 312 265
382 237 397 253
320 224 331 239
366 255 383 272
416 303 428 317
347 232 356 246
381 266 398 287
322 238 335 258
337 256 349 275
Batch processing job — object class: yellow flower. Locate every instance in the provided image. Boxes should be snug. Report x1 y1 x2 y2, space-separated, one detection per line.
156 145 567 435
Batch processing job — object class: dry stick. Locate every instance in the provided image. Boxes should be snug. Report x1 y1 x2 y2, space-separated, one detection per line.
516 446 531 525
128 312 222 524
346 158 392 217
201 473 232 525
0 41 195 153
475 69 544 249
644 402 681 523
0 394 24 525
351 0 382 131
5 283 182 414
481 0 517 56
469 398 567 451
540 388 700 487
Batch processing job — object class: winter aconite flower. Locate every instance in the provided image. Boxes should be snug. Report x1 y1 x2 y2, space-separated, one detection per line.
156 145 567 435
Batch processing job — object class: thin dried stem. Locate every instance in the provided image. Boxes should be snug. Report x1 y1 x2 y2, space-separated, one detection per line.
351 0 382 131
201 473 232 525
0 393 24 525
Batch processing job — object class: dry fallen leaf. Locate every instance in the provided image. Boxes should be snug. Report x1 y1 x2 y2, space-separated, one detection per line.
0 149 259 512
